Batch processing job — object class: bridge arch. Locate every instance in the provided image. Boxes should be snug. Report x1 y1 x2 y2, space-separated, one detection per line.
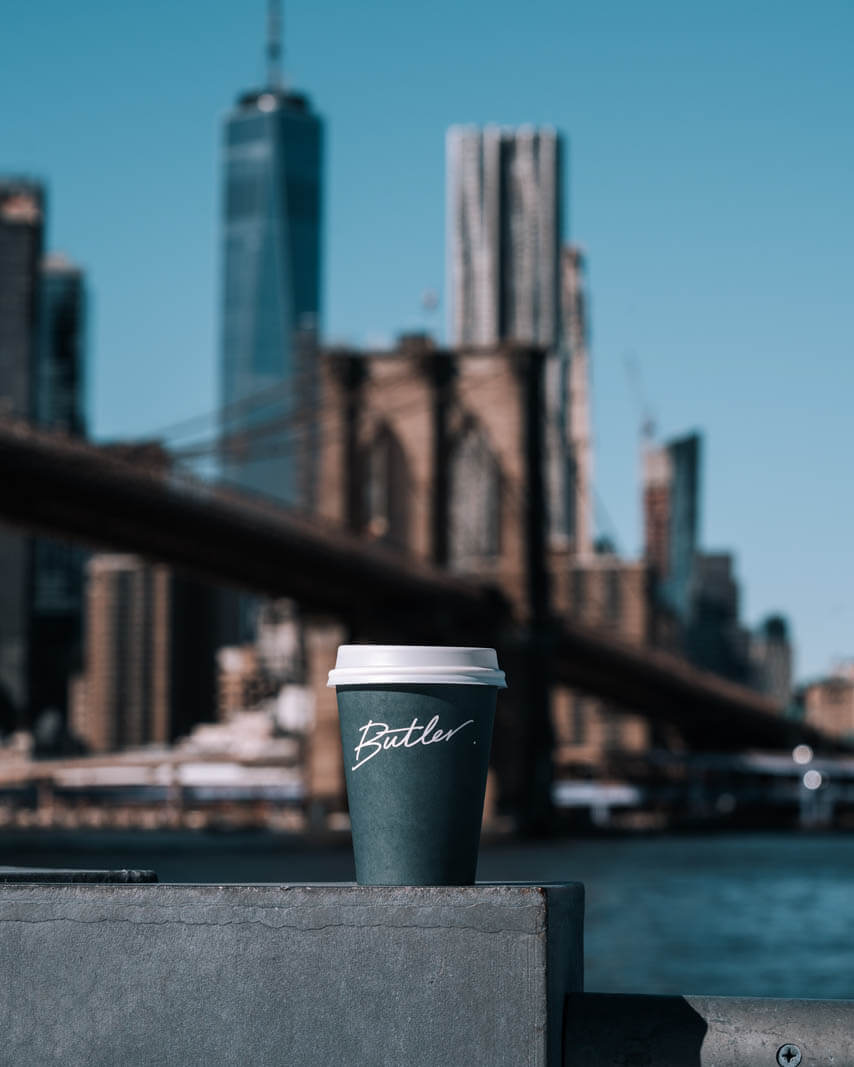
361 421 411 551
448 416 502 572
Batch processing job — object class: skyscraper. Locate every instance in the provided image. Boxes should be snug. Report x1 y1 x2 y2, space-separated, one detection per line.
559 245 593 556
643 431 701 621
642 433 752 683
643 445 671 578
73 555 171 752
0 180 89 733
219 6 323 506
29 253 88 728
72 554 218 752
0 179 44 419
687 551 750 684
446 125 562 348
35 253 87 435
447 126 576 548
0 179 44 729
665 432 701 621
750 615 793 706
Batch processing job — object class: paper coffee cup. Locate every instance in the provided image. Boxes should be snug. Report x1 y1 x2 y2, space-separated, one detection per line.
328 646 506 886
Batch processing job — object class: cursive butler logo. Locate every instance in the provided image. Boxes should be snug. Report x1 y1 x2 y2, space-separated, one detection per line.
352 716 475 771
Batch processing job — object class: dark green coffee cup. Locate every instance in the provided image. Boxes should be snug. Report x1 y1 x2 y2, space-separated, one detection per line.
328 646 507 886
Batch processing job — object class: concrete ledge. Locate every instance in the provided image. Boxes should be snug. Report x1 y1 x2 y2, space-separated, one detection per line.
0 881 583 1067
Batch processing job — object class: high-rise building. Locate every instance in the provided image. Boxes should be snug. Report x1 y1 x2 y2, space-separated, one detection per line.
35 253 87 434
72 554 217 752
28 253 89 729
0 187 89 735
0 179 44 418
642 445 672 579
73 555 171 752
559 245 592 556
686 551 751 684
0 179 45 729
219 9 323 506
446 125 562 348
643 431 701 621
666 433 701 620
643 433 760 687
750 615 793 707
447 125 575 551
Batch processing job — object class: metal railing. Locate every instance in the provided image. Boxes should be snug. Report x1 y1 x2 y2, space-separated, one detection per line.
566 993 854 1066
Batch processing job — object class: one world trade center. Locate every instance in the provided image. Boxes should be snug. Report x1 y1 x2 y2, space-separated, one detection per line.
219 1 323 507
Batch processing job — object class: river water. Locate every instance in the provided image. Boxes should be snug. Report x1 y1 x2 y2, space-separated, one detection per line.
4 831 853 999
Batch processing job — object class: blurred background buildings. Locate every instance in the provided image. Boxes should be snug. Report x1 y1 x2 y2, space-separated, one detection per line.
0 181 87 742
1 3 852 835
446 125 561 350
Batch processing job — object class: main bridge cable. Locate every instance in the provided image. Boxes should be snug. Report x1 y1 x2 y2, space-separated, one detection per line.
146 345 534 452
168 353 528 465
141 342 415 447
169 364 431 465
186 372 530 503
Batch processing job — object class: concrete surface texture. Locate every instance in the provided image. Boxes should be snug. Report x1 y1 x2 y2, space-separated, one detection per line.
0 881 583 1067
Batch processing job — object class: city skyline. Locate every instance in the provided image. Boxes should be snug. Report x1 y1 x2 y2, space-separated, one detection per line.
1 0 852 679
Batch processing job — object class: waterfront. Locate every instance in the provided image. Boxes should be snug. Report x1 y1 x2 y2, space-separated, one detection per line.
4 830 854 1000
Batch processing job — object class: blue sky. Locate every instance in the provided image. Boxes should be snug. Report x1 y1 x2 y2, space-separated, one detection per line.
2 0 852 680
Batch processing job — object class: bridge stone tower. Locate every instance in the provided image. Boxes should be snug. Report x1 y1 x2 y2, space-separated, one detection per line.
308 338 555 827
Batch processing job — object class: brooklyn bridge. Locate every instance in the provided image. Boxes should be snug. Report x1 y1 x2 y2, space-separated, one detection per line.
0 342 841 827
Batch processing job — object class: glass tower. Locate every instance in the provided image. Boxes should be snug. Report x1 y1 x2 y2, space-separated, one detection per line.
219 87 323 505
29 254 88 731
665 432 701 622
35 253 87 435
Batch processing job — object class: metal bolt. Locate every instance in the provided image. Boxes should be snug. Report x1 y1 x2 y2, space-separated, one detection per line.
777 1044 802 1067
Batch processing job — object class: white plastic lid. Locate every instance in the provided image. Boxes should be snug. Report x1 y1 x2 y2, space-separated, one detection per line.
327 645 507 688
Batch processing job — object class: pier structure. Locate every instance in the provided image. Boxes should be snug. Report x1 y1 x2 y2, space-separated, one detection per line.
0 872 851 1065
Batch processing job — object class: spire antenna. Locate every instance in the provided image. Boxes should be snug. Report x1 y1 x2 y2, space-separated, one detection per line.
266 0 283 90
